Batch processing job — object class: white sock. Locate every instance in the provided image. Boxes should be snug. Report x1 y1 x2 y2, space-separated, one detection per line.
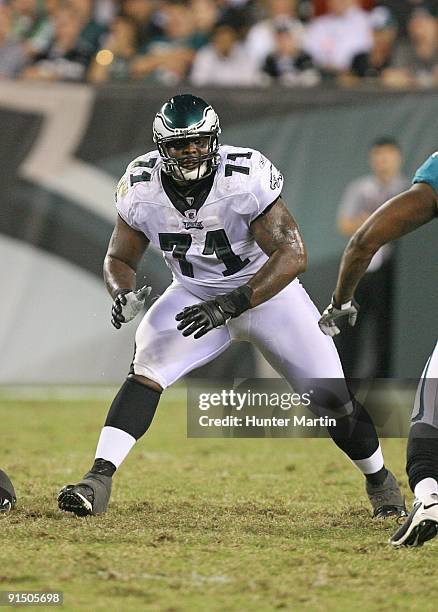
414 478 438 503
351 445 384 475
95 426 136 469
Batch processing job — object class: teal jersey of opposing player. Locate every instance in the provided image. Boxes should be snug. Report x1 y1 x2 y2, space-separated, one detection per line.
412 151 438 193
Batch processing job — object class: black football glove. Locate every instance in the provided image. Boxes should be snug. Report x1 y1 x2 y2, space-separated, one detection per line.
318 295 360 337
111 285 151 329
175 286 252 339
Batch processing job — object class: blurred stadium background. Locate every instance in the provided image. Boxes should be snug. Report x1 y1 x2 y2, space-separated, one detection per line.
1 0 437 384
1 83 435 384
2 1 438 385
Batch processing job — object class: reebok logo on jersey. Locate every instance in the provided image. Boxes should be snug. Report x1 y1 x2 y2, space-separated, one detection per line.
183 209 204 230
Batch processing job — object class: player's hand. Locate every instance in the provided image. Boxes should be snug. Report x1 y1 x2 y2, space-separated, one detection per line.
176 286 253 339
111 285 151 329
318 296 359 337
175 299 227 339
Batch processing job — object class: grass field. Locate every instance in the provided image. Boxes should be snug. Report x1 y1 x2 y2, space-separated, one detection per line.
1 385 437 611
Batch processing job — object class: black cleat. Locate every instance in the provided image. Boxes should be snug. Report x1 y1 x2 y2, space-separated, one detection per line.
366 470 407 518
0 470 16 514
58 472 112 517
390 494 438 547
58 484 94 516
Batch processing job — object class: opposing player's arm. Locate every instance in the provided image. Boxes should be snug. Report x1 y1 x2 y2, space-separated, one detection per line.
334 182 437 304
338 212 370 237
249 197 307 307
104 214 150 299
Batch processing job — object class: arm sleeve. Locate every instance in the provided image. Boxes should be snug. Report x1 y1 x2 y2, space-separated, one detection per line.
413 153 438 195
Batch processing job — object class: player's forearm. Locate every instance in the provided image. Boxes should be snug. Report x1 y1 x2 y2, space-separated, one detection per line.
333 239 375 304
334 185 438 304
249 198 307 307
248 245 307 307
337 213 369 237
103 255 136 299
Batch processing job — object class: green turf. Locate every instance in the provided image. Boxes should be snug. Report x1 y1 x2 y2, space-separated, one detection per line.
0 386 437 611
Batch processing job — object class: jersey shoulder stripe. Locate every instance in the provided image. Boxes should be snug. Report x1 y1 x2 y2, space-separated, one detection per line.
412 152 438 194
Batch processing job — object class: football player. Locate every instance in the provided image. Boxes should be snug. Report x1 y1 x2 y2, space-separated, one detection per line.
58 94 405 519
0 469 16 513
319 151 438 547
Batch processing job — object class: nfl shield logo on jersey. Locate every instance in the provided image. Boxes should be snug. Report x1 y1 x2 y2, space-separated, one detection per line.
183 209 204 230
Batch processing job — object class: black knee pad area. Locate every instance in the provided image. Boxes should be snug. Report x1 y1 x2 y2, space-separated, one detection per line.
105 378 161 440
407 423 438 491
327 400 379 461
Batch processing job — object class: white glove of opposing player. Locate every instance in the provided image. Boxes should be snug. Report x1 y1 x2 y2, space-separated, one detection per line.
318 297 359 337
111 285 151 329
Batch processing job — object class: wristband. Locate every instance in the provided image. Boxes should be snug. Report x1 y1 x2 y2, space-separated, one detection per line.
216 285 253 319
332 294 353 310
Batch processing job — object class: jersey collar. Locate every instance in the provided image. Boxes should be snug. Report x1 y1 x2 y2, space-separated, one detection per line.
160 169 217 217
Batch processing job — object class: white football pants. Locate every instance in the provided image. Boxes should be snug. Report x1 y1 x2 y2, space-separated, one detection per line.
132 279 347 400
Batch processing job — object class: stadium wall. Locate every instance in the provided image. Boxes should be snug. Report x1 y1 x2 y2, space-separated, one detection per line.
1 82 437 382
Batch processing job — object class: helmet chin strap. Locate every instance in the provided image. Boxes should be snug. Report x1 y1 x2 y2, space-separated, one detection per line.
178 161 208 182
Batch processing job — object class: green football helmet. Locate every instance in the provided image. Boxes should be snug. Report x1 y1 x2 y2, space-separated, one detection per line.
153 94 221 182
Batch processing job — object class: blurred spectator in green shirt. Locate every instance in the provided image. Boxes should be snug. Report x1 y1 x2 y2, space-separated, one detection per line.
11 0 54 57
21 4 93 81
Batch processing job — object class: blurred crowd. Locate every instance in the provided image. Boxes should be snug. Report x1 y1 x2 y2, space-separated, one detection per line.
0 0 437 88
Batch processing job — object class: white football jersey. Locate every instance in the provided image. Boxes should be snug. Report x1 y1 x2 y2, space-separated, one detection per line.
115 145 284 300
